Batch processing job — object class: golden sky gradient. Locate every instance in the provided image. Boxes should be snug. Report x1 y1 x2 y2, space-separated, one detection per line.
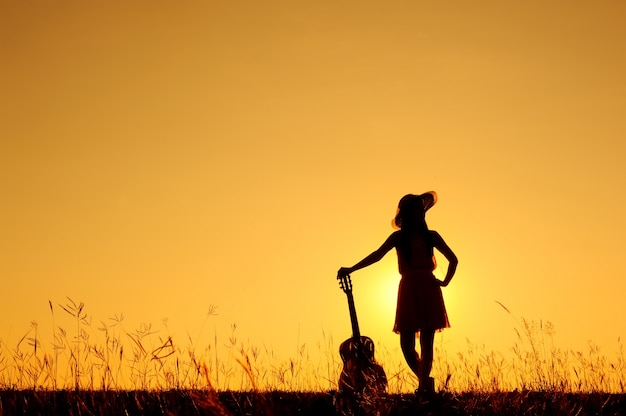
2 0 626 370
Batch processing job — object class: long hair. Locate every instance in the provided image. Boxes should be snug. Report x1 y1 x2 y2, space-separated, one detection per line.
395 195 434 266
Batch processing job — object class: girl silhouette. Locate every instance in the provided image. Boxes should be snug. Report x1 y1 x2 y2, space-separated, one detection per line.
337 191 458 395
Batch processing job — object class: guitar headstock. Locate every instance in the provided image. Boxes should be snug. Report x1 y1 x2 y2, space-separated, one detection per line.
338 274 352 294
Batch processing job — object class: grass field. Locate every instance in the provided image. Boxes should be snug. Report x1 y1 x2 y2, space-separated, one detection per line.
1 389 625 415
1 299 624 415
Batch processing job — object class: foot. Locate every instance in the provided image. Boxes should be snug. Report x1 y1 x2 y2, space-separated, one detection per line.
416 377 435 395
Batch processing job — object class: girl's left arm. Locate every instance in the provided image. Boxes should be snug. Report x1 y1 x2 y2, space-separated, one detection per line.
337 232 399 278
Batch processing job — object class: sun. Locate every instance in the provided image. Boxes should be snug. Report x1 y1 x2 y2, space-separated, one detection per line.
355 260 401 334
375 272 401 318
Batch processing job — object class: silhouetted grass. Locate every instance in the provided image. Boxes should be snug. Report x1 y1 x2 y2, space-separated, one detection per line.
0 389 625 415
1 299 625 415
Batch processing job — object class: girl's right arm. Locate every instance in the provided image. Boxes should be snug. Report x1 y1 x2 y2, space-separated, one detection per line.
431 231 458 287
337 232 399 278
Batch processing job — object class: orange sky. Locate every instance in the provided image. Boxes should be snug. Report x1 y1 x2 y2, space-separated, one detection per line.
2 0 626 381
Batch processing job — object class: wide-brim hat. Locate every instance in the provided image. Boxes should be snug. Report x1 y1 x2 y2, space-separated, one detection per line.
392 191 437 229
417 191 437 211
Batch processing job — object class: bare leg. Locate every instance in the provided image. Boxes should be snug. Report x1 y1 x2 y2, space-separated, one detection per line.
399 331 421 378
419 328 436 380
413 328 437 395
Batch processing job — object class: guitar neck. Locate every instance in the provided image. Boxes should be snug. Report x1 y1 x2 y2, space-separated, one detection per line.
346 292 361 339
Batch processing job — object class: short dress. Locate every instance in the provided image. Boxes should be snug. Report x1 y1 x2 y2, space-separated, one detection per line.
393 233 450 334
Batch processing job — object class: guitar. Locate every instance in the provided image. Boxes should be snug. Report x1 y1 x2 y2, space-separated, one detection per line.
337 274 387 400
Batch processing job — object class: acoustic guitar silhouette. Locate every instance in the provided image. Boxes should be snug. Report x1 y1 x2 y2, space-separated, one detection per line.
337 274 387 409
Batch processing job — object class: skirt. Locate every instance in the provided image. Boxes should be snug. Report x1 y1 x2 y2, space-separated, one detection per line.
393 271 450 334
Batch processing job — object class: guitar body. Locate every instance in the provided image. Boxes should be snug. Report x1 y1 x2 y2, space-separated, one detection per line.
338 335 387 396
336 275 387 415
